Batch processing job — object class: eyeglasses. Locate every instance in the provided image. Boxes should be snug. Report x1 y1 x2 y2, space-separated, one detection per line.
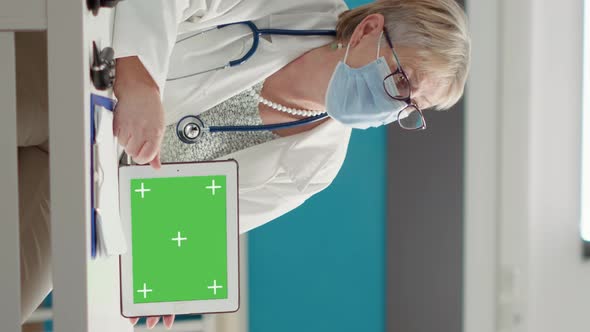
382 29 427 131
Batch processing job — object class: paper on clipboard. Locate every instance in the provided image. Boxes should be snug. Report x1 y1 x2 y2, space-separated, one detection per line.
94 105 127 256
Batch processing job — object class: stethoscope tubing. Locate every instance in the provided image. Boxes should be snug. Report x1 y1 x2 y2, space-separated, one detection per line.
168 21 336 81
207 113 328 132
177 113 329 135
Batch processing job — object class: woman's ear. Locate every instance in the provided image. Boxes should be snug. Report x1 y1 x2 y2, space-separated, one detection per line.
348 13 385 48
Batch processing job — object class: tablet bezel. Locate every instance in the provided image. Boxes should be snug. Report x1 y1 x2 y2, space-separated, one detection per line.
118 160 240 317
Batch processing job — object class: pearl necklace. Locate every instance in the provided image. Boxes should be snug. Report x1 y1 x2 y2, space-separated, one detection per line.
248 87 325 117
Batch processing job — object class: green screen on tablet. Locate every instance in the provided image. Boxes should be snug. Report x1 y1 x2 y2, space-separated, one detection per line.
129 176 228 304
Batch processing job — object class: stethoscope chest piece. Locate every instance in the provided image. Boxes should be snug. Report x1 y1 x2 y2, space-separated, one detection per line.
177 115 205 144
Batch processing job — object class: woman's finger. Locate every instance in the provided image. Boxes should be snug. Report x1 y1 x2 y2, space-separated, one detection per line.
163 314 175 329
136 140 157 166
146 316 160 329
112 108 122 138
149 151 162 170
129 317 140 326
117 129 132 148
125 135 144 160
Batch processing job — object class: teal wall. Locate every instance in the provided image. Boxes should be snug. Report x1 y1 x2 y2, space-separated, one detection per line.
248 125 386 332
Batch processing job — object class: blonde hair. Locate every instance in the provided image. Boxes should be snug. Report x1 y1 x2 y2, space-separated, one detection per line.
336 0 471 110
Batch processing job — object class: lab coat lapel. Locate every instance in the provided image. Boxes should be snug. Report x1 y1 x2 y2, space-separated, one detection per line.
281 120 351 192
221 119 351 193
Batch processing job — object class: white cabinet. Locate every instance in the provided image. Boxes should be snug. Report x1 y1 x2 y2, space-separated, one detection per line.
47 2 132 331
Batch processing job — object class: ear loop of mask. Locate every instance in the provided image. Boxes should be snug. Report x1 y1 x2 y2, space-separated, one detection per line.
343 41 352 64
343 31 385 65
376 31 383 58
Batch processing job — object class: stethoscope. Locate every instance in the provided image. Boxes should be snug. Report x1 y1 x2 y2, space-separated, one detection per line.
172 21 336 144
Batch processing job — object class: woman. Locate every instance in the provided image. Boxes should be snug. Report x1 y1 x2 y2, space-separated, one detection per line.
16 0 470 328
112 0 469 327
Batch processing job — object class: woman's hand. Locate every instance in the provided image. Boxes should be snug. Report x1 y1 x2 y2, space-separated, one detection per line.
113 56 164 170
115 61 170 329
129 315 175 329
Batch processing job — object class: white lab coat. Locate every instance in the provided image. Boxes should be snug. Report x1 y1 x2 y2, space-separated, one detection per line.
113 0 352 234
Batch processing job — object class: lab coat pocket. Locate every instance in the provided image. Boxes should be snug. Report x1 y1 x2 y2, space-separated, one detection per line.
94 106 128 257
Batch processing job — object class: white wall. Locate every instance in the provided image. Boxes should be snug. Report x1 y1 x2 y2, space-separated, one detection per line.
466 0 590 331
527 0 590 331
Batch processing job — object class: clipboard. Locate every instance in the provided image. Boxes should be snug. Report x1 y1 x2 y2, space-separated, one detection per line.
90 93 127 258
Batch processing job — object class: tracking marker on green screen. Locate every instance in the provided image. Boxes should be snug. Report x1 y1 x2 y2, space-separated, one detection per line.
129 176 229 304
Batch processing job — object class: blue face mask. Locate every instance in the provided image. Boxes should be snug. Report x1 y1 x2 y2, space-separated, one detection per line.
325 33 406 129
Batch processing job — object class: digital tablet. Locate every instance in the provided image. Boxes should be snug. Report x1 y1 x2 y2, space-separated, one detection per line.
118 160 240 318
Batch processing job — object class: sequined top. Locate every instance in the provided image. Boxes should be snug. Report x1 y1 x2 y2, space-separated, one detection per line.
160 81 279 163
